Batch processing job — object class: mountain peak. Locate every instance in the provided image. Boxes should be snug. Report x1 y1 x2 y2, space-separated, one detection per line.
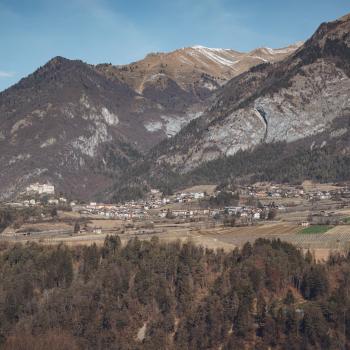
250 42 303 56
310 12 350 47
43 56 87 70
48 55 70 63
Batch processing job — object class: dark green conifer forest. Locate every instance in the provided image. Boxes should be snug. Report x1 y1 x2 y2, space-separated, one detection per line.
0 237 349 349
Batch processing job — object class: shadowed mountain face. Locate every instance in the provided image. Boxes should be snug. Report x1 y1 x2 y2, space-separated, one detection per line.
0 42 298 199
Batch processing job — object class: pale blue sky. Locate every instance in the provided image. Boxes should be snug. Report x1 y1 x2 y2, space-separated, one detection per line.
0 0 349 91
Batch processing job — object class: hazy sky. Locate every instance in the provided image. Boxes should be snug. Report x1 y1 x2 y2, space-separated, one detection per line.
0 0 349 91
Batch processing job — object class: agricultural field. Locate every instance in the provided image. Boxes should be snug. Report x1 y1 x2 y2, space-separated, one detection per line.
2 184 350 262
86 219 125 230
299 225 333 234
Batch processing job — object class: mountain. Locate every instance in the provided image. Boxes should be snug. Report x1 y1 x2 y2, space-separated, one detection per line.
149 13 350 171
95 44 300 138
0 57 143 199
96 43 301 96
109 13 350 199
0 44 298 199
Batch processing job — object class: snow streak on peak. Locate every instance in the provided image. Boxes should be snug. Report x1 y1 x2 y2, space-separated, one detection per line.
191 45 232 52
186 45 238 67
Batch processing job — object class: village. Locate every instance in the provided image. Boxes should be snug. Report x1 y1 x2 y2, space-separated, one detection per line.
6 181 350 220
1 181 350 259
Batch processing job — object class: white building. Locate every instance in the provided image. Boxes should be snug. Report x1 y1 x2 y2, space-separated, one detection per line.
225 207 242 215
26 183 55 195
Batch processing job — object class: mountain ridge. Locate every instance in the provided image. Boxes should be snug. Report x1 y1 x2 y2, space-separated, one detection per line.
0 40 300 199
147 13 350 172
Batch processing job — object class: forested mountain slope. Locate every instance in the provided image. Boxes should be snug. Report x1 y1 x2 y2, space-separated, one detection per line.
0 238 349 349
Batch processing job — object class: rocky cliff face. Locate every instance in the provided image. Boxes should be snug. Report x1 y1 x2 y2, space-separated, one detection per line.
153 14 350 173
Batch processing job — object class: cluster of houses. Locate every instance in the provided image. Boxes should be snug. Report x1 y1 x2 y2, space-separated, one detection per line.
71 203 273 224
72 202 151 220
223 206 265 220
173 191 206 203
20 197 67 207
243 184 350 202
69 190 210 220
158 204 278 223
158 208 210 218
5 182 350 227
240 184 304 199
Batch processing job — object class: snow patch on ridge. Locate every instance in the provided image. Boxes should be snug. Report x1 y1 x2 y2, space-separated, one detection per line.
250 55 268 62
188 46 238 67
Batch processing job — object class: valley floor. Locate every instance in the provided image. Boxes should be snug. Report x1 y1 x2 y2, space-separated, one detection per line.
2 217 350 261
2 182 350 261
